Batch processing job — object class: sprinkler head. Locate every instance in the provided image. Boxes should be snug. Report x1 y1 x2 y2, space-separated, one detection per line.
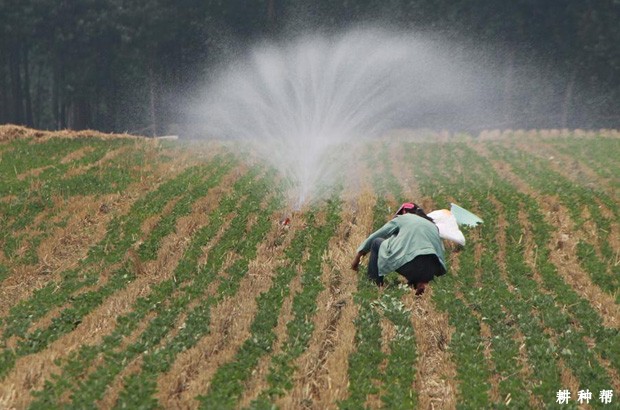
280 217 291 228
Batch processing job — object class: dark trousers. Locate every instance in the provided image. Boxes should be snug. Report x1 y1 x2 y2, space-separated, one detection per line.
396 254 443 286
368 237 443 287
368 238 385 285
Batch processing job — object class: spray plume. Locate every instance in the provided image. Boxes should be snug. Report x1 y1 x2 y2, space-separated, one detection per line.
196 28 480 209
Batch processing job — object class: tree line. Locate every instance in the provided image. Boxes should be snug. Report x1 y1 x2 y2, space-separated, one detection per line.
1 0 618 135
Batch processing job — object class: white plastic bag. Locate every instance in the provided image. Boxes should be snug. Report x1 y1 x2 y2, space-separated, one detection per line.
428 209 466 246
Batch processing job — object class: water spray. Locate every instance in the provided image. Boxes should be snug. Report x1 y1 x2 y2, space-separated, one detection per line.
195 27 482 214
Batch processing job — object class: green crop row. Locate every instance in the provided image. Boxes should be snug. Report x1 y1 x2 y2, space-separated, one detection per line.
477 143 615 401
487 142 618 289
405 142 556 407
1 138 164 265
487 196 567 407
2 135 616 409
85 164 211 265
474 195 560 407
1 161 219 341
244 197 342 409
422 145 555 407
1 138 133 227
0 264 8 284
499 191 615 409
0 160 229 380
0 137 131 193
482 141 619 406
136 153 235 261
343 142 399 409
200 194 345 408
114 169 281 408
339 146 418 409
408 146 492 408
375 141 404 201
548 136 620 190
461 228 529 407
360 141 401 228
412 141 619 408
485 144 620 359
374 289 417 409
338 272 384 409
197 211 320 408
576 241 620 303
370 145 418 410
29 165 274 408
517 194 620 373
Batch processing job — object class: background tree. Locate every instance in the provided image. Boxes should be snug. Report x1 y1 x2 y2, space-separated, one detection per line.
0 0 618 133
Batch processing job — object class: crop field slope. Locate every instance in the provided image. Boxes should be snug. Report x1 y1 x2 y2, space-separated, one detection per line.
0 125 619 409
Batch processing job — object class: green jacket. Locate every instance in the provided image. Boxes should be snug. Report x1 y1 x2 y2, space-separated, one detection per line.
357 214 446 277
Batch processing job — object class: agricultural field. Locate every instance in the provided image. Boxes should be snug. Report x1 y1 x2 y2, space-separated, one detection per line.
0 125 618 409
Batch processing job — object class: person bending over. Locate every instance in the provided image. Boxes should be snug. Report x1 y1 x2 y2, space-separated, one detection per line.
351 202 446 295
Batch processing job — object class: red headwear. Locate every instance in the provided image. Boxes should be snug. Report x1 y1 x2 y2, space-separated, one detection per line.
394 202 416 217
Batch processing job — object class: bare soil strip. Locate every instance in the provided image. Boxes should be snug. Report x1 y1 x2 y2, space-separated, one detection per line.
95 355 146 409
61 145 96 164
382 140 460 409
1 141 197 321
0 192 128 321
512 138 618 201
100 247 242 409
473 141 619 328
316 189 375 408
517 210 552 293
468 141 535 199
388 140 413 201
591 198 620 260
0 168 241 409
155 211 296 408
540 197 620 329
65 144 133 178
16 164 54 181
276 189 374 409
583 336 620 393
139 196 182 239
512 327 541 408
13 143 129 185
521 209 620 396
237 262 304 408
277 206 357 409
407 290 458 410
368 140 409 409
558 358 581 398
489 197 515 292
490 197 542 407
21 194 184 338
484 325 502 404
14 163 228 339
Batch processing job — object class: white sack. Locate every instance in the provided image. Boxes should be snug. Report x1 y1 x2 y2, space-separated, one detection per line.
428 209 466 246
